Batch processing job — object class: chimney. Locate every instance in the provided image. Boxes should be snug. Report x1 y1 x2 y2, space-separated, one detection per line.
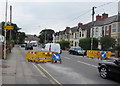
96 14 102 21
66 27 70 29
102 13 108 20
78 23 83 26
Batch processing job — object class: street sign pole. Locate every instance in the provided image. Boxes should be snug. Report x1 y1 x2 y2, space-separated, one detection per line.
4 0 8 59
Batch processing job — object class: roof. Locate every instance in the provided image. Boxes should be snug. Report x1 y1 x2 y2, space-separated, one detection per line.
71 26 78 32
94 14 119 26
54 14 120 35
59 30 65 35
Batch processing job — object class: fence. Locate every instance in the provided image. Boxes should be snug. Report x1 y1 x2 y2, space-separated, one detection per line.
26 50 56 63
86 50 112 59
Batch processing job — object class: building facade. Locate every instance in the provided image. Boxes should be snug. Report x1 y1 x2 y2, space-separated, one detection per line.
54 13 120 48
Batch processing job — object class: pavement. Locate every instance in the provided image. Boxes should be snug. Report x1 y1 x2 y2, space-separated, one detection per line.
2 45 52 84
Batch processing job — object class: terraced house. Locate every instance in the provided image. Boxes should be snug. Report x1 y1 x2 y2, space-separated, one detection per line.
54 13 120 49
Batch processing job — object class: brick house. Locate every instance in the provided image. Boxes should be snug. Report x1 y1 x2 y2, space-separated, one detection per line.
54 13 120 48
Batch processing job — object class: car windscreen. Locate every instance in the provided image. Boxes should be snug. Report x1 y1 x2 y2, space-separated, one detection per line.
75 48 82 50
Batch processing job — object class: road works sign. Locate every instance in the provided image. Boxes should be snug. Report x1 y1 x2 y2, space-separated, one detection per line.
100 52 106 58
4 26 14 30
52 53 60 60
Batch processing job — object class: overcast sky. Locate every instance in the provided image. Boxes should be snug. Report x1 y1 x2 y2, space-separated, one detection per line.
0 0 119 35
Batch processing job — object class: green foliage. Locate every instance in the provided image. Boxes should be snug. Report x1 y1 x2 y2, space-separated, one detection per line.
1 22 21 43
39 29 55 43
113 45 120 51
58 40 70 50
17 32 26 44
100 36 116 50
79 38 98 50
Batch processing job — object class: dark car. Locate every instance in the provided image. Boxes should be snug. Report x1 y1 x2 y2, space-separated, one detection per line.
68 47 86 55
98 59 120 79
21 44 26 47
25 43 33 50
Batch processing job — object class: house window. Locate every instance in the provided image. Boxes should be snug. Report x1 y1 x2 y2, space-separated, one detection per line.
102 26 104 36
118 23 120 32
82 32 84 37
112 23 116 32
105 26 109 35
95 28 98 36
80 32 81 37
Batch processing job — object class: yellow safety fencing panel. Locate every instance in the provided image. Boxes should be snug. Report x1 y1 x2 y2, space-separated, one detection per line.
26 50 56 63
86 50 112 59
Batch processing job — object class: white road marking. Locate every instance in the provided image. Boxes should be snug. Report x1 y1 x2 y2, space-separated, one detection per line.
38 64 62 85
77 61 97 68
32 63 47 78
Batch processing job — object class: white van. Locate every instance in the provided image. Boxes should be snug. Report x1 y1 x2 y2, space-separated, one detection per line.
44 43 61 54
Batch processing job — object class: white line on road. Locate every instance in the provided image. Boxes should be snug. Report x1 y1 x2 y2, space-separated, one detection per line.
77 61 97 68
38 64 62 85
32 63 47 78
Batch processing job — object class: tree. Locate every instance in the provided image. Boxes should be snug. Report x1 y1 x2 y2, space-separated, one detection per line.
58 40 70 50
100 36 116 50
38 29 55 44
17 32 26 44
1 21 21 43
79 38 98 50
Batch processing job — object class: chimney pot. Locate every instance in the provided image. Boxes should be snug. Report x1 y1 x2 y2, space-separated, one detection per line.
96 14 102 21
66 27 70 29
78 23 83 26
102 13 108 20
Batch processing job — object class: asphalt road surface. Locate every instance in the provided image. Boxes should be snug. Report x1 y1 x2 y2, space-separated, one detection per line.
3 46 120 84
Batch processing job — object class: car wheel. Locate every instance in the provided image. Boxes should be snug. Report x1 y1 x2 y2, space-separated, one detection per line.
99 67 109 79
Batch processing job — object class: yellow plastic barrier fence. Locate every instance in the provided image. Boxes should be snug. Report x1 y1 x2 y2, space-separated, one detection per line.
86 50 112 59
26 50 56 63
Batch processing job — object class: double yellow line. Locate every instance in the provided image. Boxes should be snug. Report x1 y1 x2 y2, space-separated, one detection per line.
32 63 63 86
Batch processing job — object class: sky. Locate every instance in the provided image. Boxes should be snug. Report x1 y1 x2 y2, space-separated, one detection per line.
0 0 119 35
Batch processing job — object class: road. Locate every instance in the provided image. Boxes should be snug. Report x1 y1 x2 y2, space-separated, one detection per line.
3 46 120 84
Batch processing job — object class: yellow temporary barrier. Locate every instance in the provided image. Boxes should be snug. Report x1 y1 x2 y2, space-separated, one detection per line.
26 50 56 63
86 50 112 59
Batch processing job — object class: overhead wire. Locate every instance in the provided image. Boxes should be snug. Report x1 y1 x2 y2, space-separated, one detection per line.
63 0 119 25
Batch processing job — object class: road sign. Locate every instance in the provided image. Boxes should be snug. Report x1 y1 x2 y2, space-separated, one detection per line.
100 52 106 58
4 26 14 30
52 53 60 60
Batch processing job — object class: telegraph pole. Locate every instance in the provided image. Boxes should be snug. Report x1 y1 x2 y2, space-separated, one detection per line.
91 7 96 50
4 0 8 59
10 5 12 41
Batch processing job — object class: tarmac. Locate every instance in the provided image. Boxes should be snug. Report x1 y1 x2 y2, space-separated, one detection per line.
1 45 119 85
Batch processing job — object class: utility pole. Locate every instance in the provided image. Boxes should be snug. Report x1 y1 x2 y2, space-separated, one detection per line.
10 5 12 41
44 28 46 44
91 7 96 50
4 0 8 59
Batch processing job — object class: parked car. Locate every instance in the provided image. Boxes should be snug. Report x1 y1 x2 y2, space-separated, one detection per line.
21 44 26 47
98 59 120 79
25 43 33 50
68 47 86 55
